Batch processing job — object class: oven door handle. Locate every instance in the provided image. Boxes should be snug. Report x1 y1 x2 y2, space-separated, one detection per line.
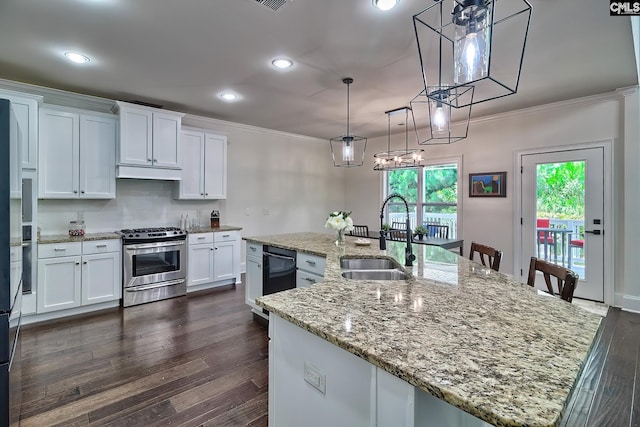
264 252 295 262
125 279 186 292
125 241 186 251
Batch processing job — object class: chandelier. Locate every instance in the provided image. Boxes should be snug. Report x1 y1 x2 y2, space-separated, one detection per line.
374 107 425 171
329 78 367 167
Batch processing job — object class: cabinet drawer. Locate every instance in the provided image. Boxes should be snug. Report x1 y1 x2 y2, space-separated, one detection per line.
246 242 263 257
296 270 324 288
188 233 213 245
82 239 120 255
39 242 82 258
214 231 238 242
296 252 326 276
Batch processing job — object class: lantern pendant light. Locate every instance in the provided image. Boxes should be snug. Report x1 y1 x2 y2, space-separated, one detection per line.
413 0 532 108
329 78 367 168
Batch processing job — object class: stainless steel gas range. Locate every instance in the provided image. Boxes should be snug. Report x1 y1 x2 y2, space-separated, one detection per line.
117 227 187 307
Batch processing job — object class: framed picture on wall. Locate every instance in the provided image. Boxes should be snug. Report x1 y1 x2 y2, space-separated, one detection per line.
469 172 507 197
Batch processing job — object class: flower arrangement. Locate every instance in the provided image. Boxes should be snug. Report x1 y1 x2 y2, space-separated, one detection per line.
325 211 354 245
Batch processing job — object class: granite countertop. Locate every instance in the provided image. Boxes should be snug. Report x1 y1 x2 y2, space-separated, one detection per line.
38 232 121 244
250 232 602 427
187 225 243 233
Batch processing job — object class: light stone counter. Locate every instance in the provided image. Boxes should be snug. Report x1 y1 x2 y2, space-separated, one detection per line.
186 225 243 233
38 232 121 244
249 232 602 427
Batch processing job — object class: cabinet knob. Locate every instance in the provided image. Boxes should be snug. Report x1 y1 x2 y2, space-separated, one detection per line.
201 193 204 196
75 262 80 265
205 193 208 196
147 158 152 162
83 261 87 264
153 158 158 163
215 247 218 250
210 248 213 251
73 190 78 194
258 264 261 268
81 190 85 194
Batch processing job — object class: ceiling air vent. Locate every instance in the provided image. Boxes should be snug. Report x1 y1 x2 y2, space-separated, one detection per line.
252 0 290 12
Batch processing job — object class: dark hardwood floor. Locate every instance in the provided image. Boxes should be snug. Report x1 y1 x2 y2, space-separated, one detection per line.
19 282 640 427
19 284 268 427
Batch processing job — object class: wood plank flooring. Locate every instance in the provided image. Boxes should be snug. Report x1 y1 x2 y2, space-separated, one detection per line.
19 282 640 426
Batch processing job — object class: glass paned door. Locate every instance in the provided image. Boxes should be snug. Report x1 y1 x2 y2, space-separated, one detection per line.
521 148 604 301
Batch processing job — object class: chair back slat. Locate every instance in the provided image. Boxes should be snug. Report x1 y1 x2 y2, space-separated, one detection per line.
469 241 502 271
526 257 578 302
424 223 449 239
349 225 369 237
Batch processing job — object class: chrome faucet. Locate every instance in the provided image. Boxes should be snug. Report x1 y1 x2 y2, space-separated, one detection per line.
379 193 416 267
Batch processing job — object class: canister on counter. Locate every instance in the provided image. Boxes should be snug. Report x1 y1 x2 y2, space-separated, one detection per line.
210 210 220 228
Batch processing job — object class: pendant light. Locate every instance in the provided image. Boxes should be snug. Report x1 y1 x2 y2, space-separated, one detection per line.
329 78 367 168
413 0 532 108
373 107 425 171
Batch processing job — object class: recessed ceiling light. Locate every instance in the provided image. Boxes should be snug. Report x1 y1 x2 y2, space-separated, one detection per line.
218 91 239 102
272 58 293 69
64 51 90 64
373 0 398 11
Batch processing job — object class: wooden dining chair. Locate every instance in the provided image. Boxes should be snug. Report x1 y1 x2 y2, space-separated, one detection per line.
425 223 449 239
526 257 578 302
349 225 369 237
469 241 503 271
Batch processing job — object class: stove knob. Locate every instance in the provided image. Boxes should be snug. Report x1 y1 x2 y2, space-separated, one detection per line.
173 231 177 235
128 234 133 238
135 234 140 237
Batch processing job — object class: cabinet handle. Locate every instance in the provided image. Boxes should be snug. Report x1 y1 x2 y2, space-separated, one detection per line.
306 260 316 266
96 244 107 248
197 236 206 240
54 248 66 252
222 234 230 238
303 277 317 283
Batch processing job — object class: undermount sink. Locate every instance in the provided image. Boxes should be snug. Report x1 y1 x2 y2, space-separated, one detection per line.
340 257 401 271
341 270 410 281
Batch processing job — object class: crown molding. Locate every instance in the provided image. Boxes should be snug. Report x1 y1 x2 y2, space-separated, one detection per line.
0 78 115 113
182 112 327 144
464 89 630 127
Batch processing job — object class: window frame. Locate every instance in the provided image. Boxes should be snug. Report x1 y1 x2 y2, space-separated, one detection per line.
383 155 462 238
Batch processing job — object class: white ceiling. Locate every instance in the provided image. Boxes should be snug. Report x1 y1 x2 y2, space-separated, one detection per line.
0 0 637 139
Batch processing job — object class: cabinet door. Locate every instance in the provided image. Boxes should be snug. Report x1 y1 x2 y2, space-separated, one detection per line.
37 256 82 313
81 252 120 305
188 243 214 287
0 92 39 169
245 255 262 309
118 105 153 166
213 240 236 282
38 109 79 198
152 112 181 168
80 114 116 198
178 130 204 199
203 133 227 199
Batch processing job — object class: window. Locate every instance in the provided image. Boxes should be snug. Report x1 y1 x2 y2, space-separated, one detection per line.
384 159 460 238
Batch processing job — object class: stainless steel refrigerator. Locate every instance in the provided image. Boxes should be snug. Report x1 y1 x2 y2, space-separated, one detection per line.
0 98 22 427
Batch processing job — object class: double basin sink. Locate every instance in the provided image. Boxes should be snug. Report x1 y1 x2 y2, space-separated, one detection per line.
340 257 410 281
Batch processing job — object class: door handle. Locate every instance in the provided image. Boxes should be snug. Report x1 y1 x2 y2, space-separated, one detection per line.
584 229 602 235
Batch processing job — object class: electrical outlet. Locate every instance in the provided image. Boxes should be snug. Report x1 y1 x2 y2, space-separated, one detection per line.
263 208 271 215
244 208 250 216
304 361 326 394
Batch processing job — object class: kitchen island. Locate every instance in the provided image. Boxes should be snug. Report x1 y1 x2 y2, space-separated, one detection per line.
250 232 602 427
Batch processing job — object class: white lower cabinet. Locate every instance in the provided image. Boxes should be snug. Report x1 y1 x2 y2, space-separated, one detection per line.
245 242 263 316
37 240 121 314
296 252 325 288
187 231 240 290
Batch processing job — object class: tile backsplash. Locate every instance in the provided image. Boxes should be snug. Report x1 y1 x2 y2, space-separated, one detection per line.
38 179 221 234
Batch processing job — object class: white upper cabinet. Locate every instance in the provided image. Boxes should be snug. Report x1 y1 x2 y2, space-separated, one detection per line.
0 89 42 170
38 106 116 199
113 101 184 180
177 127 227 200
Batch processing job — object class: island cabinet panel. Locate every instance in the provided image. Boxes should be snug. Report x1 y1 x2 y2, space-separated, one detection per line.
270 314 494 427
245 242 263 317
269 314 377 427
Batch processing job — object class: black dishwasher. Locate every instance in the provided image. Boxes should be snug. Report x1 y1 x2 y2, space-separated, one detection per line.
262 246 297 302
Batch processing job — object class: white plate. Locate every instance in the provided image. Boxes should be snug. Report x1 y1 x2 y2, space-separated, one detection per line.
354 239 371 246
